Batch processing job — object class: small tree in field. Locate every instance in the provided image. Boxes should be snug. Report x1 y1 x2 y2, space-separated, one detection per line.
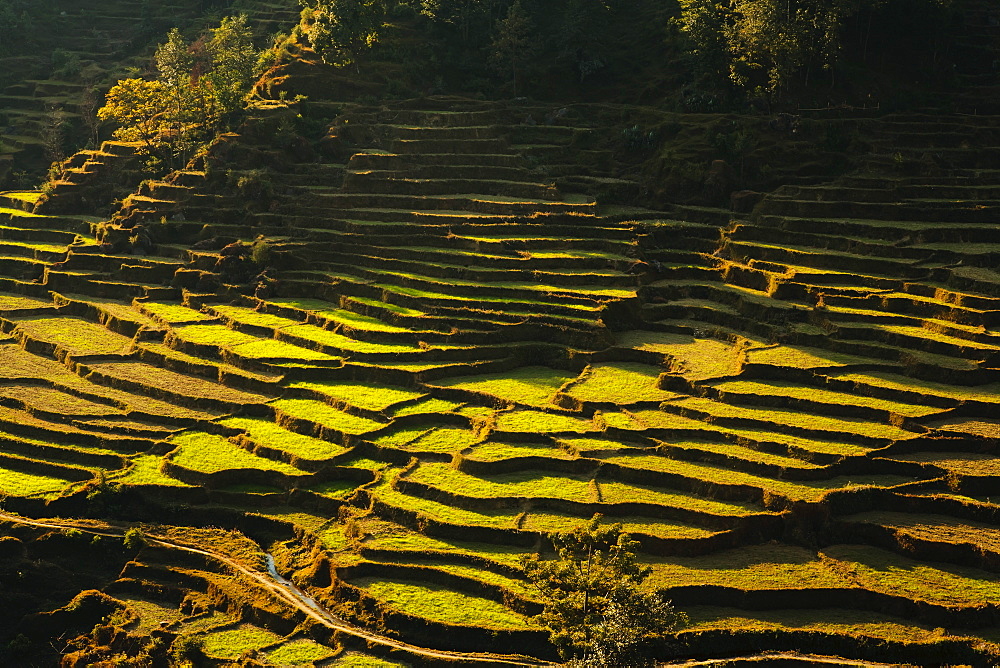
521 515 687 666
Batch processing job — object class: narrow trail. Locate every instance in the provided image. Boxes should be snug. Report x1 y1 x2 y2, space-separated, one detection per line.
0 511 552 667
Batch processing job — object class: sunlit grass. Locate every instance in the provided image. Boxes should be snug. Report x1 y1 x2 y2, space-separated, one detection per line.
682 606 968 644
566 363 679 404
430 366 572 407
601 453 909 503
494 409 595 433
265 639 335 665
167 432 305 475
272 398 386 434
823 544 1000 607
221 417 348 460
15 316 133 355
614 331 743 380
709 379 944 418
831 371 1000 404
282 324 422 354
112 454 190 487
288 380 425 411
139 302 214 323
392 397 464 417
673 396 918 441
200 625 282 659
353 577 534 629
370 471 519 528
0 465 74 498
644 544 846 590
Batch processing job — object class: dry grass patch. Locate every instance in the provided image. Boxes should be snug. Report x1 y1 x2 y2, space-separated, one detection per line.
844 511 1000 553
0 344 73 378
628 409 875 457
282 324 422 354
709 379 943 418
653 440 821 469
86 361 270 404
116 596 186 634
138 342 283 383
927 417 1000 438
0 385 122 416
210 304 302 328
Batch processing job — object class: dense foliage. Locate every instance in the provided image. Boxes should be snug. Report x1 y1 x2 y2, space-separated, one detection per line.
98 15 261 167
522 516 686 665
299 0 387 67
675 0 961 98
0 0 36 56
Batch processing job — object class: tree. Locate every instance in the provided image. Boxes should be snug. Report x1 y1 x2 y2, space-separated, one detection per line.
421 0 507 46
551 0 620 82
0 0 31 57
489 0 535 96
521 515 686 664
205 14 258 117
675 0 880 97
97 77 172 155
97 18 260 167
299 0 386 68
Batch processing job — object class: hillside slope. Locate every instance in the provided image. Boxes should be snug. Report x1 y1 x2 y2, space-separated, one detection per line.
0 9 1000 668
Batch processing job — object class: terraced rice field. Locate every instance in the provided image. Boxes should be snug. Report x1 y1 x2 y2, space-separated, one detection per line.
2 97 1000 664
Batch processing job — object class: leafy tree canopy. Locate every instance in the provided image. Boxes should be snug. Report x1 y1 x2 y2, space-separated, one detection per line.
98 16 260 167
521 515 687 666
677 0 958 97
299 0 386 67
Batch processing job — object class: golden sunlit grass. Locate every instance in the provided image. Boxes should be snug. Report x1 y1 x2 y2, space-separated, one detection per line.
352 577 535 629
